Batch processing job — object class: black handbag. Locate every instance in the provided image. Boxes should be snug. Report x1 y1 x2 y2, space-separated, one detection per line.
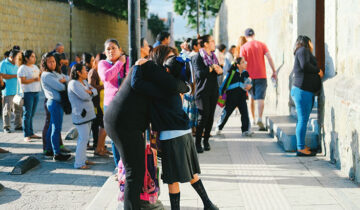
60 86 72 115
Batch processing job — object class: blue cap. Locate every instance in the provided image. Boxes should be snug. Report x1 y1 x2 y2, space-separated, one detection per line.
245 28 255 37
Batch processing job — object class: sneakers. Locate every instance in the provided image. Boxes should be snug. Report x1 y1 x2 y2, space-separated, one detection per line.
60 146 71 153
215 127 221 135
53 153 72 161
4 128 11 133
44 150 54 157
242 130 254 137
257 121 267 131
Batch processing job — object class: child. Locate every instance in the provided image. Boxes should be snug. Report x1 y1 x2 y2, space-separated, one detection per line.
215 57 253 136
150 56 219 210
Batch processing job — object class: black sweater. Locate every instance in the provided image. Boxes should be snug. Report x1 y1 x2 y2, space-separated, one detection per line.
292 47 322 93
192 53 220 99
103 61 189 131
220 69 249 99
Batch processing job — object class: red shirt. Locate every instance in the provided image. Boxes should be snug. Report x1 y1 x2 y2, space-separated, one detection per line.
240 40 269 79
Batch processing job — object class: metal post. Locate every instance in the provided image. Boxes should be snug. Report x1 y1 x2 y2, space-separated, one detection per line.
68 0 74 61
197 0 200 36
128 0 141 66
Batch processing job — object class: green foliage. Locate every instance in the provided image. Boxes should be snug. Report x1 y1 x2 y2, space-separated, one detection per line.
147 13 168 37
173 0 222 33
52 0 147 19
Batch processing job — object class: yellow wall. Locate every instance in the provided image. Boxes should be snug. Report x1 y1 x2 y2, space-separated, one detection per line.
0 0 128 60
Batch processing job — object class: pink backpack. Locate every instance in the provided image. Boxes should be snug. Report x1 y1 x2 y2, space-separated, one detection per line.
118 144 160 204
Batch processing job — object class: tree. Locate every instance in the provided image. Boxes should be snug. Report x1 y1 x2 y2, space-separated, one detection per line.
147 13 168 38
53 0 148 19
173 0 222 34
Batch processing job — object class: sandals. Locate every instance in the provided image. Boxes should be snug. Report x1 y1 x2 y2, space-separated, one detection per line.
85 160 95 165
77 165 91 169
30 135 41 139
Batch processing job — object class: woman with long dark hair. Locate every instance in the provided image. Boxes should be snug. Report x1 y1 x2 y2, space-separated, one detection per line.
98 38 127 167
18 50 41 142
104 45 189 209
68 64 97 169
192 35 223 153
291 35 323 156
40 53 71 161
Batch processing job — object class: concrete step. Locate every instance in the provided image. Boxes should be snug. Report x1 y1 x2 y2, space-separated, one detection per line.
266 115 319 152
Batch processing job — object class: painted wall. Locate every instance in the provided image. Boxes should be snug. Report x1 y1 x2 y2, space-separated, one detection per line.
0 0 128 61
214 0 360 182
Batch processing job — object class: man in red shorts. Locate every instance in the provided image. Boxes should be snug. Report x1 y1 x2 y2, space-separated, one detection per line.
240 28 277 131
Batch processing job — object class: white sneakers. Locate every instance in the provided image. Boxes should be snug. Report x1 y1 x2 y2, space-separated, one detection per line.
242 130 254 137
215 127 221 135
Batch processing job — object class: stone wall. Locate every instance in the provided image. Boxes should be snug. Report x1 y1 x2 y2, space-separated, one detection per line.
214 0 360 182
323 0 360 182
0 0 128 61
214 0 295 117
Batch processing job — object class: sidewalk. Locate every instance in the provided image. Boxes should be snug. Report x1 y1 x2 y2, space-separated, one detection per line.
0 93 115 209
90 115 360 210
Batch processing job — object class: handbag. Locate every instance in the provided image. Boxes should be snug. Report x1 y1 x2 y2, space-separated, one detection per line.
13 82 23 106
60 85 72 115
217 70 236 108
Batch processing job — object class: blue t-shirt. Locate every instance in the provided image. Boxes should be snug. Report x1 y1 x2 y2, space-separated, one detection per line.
0 59 19 96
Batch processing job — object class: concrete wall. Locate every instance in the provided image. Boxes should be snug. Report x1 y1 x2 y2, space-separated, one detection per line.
0 0 128 61
214 0 360 182
214 0 295 116
323 0 360 182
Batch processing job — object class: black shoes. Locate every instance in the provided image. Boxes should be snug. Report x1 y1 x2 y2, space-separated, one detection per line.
205 203 219 210
15 126 23 131
53 153 72 161
204 141 211 151
4 128 11 133
44 150 54 157
196 144 204 153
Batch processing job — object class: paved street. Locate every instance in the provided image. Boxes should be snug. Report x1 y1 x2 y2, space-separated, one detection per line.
0 93 115 209
90 113 360 210
1 94 360 210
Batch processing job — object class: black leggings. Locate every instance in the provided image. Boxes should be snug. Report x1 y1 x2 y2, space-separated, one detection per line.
217 94 250 132
105 126 145 210
195 92 218 144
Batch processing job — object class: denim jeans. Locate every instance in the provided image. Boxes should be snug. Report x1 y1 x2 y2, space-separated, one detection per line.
46 99 63 155
104 105 120 167
291 86 314 150
23 92 39 137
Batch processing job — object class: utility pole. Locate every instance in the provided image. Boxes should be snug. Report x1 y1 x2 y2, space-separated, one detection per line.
197 0 200 36
128 0 141 66
68 0 74 61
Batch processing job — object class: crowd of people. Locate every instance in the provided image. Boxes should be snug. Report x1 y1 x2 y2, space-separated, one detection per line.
0 27 324 209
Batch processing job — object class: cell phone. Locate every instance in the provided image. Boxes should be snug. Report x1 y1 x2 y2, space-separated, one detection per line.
81 109 87 118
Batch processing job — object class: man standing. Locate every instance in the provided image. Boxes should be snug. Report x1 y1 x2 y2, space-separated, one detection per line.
0 50 23 133
153 31 171 48
240 28 277 130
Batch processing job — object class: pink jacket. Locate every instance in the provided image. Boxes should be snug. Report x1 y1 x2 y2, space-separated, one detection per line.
98 57 129 106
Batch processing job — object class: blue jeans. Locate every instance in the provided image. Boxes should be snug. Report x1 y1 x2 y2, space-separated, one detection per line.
46 99 63 155
291 86 314 150
104 105 120 167
23 92 39 137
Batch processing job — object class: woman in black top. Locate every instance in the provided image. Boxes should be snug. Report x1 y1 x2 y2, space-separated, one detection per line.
133 55 218 210
291 35 323 156
103 46 189 210
192 35 223 153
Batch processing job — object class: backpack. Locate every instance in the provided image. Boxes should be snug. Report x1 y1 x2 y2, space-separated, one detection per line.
118 144 160 204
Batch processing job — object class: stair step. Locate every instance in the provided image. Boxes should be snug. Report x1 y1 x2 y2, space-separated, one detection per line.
266 116 319 152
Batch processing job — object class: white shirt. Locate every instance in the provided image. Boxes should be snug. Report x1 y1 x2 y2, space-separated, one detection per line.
17 64 41 93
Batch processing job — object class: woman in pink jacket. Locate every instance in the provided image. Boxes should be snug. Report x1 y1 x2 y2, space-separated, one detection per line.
98 38 128 166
